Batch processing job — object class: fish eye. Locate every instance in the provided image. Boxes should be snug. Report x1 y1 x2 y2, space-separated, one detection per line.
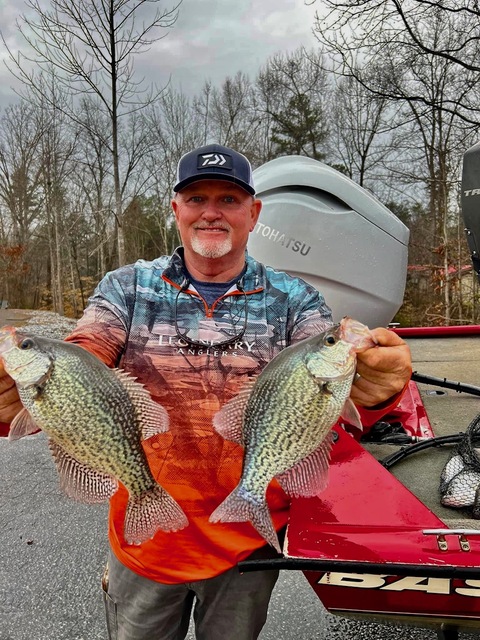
20 338 34 350
324 334 337 346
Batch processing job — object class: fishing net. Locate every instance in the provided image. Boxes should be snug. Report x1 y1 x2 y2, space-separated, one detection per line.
439 413 480 518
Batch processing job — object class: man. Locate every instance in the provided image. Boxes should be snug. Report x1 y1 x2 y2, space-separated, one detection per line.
0 144 411 639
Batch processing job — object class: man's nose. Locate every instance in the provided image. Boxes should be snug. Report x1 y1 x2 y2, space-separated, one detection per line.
201 201 222 219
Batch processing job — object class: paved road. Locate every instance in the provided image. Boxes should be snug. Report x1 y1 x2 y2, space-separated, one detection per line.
1 315 480 639
2 433 480 640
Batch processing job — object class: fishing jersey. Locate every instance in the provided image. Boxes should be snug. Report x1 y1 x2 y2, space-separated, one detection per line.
66 249 395 584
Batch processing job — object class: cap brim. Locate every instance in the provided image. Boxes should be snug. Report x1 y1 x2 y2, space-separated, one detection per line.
173 173 255 196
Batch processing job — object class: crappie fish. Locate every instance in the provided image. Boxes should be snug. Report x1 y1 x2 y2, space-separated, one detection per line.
439 454 466 494
0 326 188 544
441 466 480 511
209 317 376 552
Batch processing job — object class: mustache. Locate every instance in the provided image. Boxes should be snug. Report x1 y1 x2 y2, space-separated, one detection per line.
194 224 231 231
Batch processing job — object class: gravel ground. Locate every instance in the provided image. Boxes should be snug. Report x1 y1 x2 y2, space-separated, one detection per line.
1 309 78 338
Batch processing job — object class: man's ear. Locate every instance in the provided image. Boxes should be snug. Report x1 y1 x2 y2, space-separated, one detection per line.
250 199 262 232
171 198 180 223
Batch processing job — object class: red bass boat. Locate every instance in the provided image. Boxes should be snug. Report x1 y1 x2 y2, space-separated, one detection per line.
243 146 480 639
240 324 480 640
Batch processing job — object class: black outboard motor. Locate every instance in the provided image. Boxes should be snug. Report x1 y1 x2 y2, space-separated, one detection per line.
461 141 480 283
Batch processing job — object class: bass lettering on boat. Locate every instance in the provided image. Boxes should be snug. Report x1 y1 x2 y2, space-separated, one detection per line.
316 573 480 597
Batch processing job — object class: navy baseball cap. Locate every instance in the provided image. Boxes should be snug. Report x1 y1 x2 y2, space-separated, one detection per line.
173 144 256 195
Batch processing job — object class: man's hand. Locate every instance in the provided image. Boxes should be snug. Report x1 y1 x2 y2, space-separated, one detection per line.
350 327 412 408
0 360 22 423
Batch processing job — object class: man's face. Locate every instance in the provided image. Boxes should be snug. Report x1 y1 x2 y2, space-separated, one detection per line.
172 180 261 262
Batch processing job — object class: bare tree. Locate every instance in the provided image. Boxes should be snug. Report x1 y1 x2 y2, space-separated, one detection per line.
73 96 115 277
311 0 480 324
256 48 330 161
208 73 260 153
193 81 213 147
3 0 181 266
36 88 79 316
144 88 202 254
328 72 399 189
312 0 480 125
0 102 44 247
0 102 45 307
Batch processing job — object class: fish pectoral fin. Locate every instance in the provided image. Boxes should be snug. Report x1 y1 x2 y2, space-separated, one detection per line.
49 439 118 503
340 398 363 430
276 434 334 498
8 408 40 441
139 402 170 440
213 378 257 444
112 368 170 439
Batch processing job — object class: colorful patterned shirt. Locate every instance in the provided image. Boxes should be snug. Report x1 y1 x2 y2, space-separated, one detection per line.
66 248 381 584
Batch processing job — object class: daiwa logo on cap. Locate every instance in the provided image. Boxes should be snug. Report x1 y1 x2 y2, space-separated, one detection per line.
198 153 232 170
174 143 256 195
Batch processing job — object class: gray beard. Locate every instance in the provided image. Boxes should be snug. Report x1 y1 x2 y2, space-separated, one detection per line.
190 235 233 259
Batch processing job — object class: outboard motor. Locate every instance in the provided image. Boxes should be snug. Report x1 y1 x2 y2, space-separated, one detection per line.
248 155 409 327
461 141 480 283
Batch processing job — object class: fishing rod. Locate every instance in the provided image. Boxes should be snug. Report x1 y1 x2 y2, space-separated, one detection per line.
364 372 480 469
380 413 480 471
411 371 480 396
380 433 466 470
361 372 480 449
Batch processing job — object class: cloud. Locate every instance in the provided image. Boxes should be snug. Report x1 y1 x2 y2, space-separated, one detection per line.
129 0 319 94
0 0 320 107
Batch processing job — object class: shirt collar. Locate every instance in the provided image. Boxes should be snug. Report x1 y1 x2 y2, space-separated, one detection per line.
162 247 264 293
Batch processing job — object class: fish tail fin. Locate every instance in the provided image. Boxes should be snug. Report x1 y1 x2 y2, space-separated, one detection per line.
124 484 188 545
209 486 281 553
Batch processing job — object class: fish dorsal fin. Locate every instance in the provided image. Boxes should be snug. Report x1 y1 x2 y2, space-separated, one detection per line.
8 408 40 441
49 439 118 503
276 432 334 498
340 398 363 430
213 377 257 444
112 368 170 440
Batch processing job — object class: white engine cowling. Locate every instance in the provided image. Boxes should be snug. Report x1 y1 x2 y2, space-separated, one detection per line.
247 155 409 328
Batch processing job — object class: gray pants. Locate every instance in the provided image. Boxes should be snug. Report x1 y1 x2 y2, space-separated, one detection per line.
102 549 280 640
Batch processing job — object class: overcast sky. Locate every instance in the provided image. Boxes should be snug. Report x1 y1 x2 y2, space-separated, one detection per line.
0 0 320 108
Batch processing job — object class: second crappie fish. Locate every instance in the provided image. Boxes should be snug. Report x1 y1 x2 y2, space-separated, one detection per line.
441 467 480 511
440 449 480 517
439 454 466 494
209 317 376 552
0 326 188 544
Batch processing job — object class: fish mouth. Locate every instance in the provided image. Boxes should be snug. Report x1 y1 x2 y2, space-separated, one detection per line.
340 317 377 352
5 359 38 376
0 326 17 356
